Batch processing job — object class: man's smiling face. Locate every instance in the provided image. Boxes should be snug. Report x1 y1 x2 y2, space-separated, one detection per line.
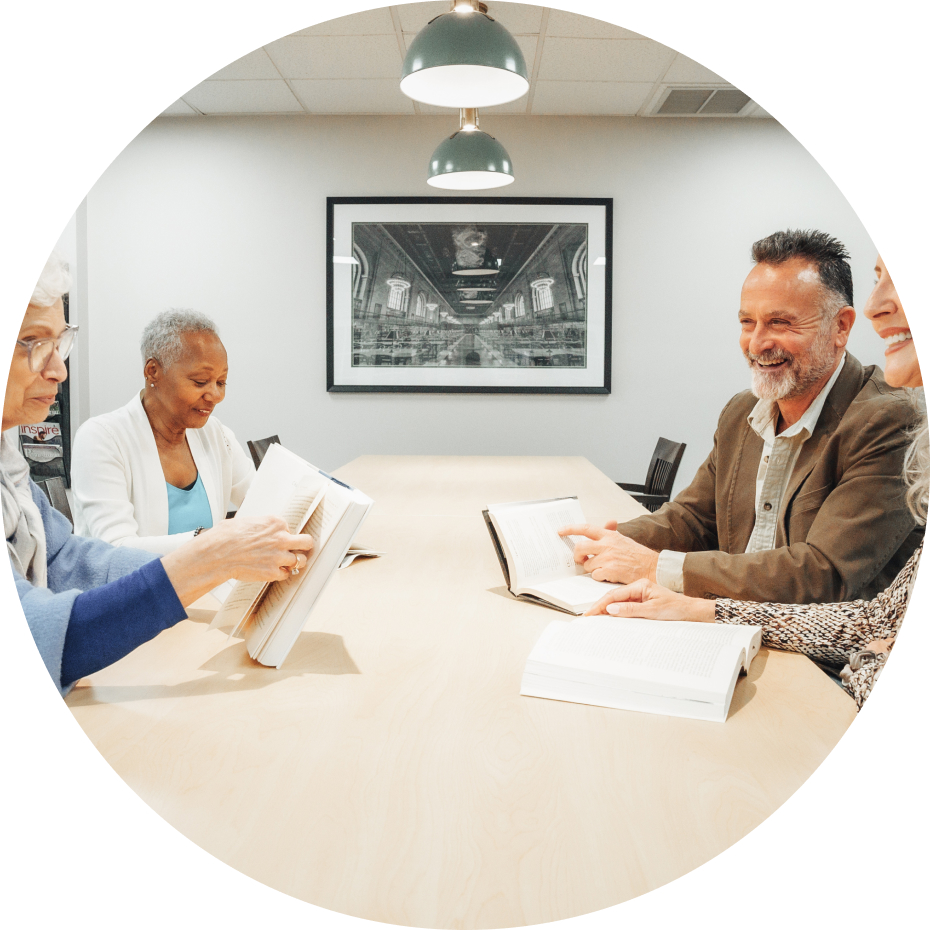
739 257 841 401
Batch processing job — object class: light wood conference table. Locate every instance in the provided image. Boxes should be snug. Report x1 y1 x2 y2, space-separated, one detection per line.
67 456 857 928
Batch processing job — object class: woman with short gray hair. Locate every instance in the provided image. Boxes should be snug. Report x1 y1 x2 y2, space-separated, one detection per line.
71 307 254 553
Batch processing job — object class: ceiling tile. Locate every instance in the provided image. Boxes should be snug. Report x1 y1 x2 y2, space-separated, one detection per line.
398 2 544 35
537 38 676 83
265 34 402 79
515 34 537 64
545 10 644 39
290 79 416 114
183 80 304 114
396 0 451 32
292 8 396 35
207 48 280 81
162 98 199 116
531 81 654 115
662 53 729 84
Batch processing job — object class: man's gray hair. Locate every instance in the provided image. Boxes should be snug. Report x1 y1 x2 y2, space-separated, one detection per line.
31 251 72 307
140 309 220 370
751 229 853 326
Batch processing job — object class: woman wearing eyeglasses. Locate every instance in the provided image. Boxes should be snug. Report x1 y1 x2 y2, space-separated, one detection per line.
5 252 314 696
71 308 254 553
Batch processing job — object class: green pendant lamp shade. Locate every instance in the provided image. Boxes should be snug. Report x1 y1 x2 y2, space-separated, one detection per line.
428 115 515 190
401 5 529 109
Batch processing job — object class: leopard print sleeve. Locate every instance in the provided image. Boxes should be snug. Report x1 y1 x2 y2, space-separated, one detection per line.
714 544 922 670
839 652 888 710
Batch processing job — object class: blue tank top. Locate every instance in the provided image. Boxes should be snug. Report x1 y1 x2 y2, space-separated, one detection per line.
166 473 213 535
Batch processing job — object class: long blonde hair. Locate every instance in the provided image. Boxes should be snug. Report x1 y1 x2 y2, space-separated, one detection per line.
904 391 929 525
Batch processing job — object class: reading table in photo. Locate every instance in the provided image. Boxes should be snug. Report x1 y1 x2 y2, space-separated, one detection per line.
65 455 857 929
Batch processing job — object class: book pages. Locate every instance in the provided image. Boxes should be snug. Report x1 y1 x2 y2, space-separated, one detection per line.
543 618 745 681
489 498 586 588
208 451 327 634
521 617 762 721
248 485 373 667
528 574 618 612
245 477 361 661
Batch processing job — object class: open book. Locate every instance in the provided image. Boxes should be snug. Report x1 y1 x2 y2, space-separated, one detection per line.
521 616 762 722
209 443 373 667
339 545 384 569
483 497 619 614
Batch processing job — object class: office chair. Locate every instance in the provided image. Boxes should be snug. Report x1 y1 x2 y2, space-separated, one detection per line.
247 435 281 470
617 438 687 513
37 476 74 526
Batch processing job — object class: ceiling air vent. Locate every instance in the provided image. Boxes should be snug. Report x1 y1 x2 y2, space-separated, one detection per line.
658 88 713 115
647 85 754 117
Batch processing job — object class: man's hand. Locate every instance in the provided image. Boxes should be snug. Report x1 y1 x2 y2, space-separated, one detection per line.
557 522 659 584
585 578 715 623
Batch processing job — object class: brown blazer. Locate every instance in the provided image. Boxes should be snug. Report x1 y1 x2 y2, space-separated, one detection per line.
616 354 924 603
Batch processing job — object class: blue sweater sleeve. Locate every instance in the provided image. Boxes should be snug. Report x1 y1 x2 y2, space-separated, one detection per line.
60 557 187 688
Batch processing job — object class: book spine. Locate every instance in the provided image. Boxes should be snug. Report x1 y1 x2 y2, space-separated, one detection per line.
482 510 511 589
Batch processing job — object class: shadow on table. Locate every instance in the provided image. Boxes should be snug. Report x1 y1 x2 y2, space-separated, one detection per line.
727 647 768 718
486 585 571 615
69 631 360 706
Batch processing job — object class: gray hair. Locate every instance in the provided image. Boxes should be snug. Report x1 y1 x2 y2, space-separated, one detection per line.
904 390 929 525
751 229 853 325
31 250 72 307
140 308 220 370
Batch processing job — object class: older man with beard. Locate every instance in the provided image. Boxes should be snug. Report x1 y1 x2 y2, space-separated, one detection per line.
561 230 923 604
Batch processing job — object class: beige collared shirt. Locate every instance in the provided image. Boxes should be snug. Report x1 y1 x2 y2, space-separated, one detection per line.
655 355 846 593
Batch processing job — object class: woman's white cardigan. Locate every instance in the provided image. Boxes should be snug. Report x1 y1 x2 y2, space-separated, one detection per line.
71 392 254 554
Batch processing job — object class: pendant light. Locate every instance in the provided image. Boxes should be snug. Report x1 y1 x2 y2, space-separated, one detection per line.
428 108 514 190
401 1 529 109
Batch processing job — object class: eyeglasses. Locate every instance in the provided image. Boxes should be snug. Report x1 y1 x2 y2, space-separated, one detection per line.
16 324 80 373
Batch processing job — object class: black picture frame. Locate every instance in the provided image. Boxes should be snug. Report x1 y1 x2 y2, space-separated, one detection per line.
326 196 612 394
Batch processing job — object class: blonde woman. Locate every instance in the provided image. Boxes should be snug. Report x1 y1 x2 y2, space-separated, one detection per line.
587 256 924 709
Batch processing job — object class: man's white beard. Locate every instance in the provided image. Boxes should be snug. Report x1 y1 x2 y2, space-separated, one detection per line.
748 329 838 401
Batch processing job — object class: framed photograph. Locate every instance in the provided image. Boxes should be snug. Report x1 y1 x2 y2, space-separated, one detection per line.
326 197 612 394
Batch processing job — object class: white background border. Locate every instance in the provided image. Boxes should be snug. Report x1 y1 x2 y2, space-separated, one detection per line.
332 200 608 390
1 1 926 927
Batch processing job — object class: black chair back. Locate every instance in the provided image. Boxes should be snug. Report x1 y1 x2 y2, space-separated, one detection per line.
644 438 687 497
38 476 74 526
247 435 281 470
617 437 687 512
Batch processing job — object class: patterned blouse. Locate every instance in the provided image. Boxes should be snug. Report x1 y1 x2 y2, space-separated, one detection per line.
715 543 922 709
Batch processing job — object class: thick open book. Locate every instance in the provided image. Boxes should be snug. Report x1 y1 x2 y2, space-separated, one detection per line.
209 443 373 667
483 497 619 614
521 616 762 722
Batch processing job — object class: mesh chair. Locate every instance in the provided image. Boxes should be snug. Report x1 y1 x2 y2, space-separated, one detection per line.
247 435 281 470
617 438 687 513
37 476 74 526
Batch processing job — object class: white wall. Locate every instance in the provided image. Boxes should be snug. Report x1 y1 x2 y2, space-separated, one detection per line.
84 114 879 490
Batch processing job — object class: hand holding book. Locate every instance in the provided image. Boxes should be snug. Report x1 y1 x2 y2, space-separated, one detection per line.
208 444 374 667
160 515 315 607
